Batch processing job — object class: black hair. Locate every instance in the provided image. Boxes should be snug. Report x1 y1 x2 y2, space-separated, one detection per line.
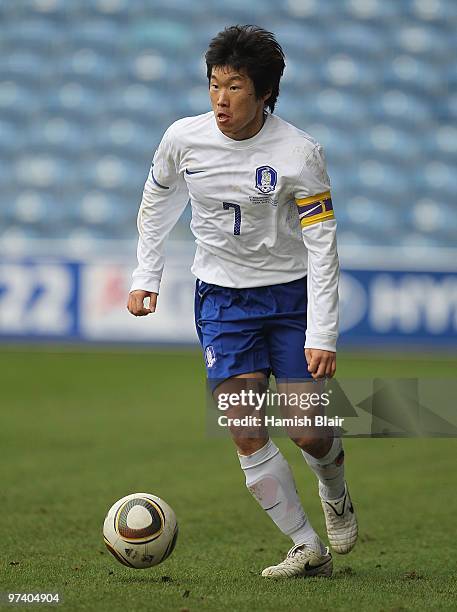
205 25 285 113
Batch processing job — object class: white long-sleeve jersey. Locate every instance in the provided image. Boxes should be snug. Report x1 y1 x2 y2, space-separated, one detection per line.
131 112 339 351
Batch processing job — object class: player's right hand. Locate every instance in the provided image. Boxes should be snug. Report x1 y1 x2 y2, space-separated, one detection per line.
127 290 158 316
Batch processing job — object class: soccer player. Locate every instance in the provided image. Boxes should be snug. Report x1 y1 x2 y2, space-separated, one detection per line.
127 25 357 578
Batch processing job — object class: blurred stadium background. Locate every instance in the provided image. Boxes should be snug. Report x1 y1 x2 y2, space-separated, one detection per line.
0 0 456 349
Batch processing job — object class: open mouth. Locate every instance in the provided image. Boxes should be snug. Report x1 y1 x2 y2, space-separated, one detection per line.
217 112 231 123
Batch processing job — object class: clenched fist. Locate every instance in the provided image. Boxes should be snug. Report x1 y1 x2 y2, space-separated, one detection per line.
127 290 158 317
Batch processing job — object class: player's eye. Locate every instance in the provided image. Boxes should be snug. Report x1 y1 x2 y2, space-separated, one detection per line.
210 83 218 90
230 86 240 91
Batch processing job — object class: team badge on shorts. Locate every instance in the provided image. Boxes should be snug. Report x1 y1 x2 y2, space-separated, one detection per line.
255 166 277 194
205 345 217 368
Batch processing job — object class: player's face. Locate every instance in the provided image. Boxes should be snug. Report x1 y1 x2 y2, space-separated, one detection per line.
209 66 270 141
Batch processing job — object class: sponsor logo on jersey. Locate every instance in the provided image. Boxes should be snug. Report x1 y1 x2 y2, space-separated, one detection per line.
205 345 216 368
255 166 277 194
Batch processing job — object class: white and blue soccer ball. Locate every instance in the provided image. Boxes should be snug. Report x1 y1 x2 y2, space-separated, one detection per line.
103 493 178 569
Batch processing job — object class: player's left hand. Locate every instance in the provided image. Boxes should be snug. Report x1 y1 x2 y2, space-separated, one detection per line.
305 348 336 380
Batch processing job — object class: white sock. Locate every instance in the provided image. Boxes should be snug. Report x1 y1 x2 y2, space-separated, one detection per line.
238 439 320 549
301 437 345 501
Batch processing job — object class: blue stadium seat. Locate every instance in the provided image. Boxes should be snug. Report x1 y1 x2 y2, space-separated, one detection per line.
76 191 134 228
0 225 42 245
206 0 277 20
394 22 452 59
329 22 387 58
56 50 119 86
321 54 378 90
104 85 177 128
0 50 51 88
0 119 25 156
272 21 323 59
26 118 90 157
408 197 457 236
0 82 43 125
315 89 369 124
23 0 80 19
126 19 193 56
345 196 399 233
344 0 408 22
68 19 122 52
91 117 154 162
282 0 335 21
44 82 107 122
12 191 67 228
360 124 424 163
124 53 187 90
416 162 457 200
2 18 63 54
384 55 444 92
92 0 131 18
411 0 456 24
126 0 208 20
13 153 73 192
372 89 432 125
429 124 457 161
79 155 147 198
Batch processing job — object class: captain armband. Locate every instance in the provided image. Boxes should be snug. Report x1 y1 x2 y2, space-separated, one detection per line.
295 191 335 228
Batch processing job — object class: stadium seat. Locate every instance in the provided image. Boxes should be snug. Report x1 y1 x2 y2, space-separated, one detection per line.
66 19 123 54
56 50 119 87
127 19 193 56
2 18 63 54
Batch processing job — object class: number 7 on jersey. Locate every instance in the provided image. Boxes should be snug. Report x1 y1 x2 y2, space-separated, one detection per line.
223 202 241 236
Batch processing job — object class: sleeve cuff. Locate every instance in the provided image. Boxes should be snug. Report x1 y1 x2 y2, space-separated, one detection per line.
305 332 338 353
130 275 161 294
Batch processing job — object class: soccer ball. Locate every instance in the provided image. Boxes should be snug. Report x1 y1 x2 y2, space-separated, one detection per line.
103 493 178 569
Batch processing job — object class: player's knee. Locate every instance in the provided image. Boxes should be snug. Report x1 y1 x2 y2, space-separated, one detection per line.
235 437 269 457
289 434 329 456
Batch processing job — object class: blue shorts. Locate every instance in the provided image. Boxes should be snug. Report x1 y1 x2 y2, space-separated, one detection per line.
194 276 312 388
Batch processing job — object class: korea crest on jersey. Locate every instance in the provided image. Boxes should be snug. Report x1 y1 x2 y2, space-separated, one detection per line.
255 166 277 194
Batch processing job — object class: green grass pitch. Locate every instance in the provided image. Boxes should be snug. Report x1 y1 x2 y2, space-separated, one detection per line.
1 347 456 611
